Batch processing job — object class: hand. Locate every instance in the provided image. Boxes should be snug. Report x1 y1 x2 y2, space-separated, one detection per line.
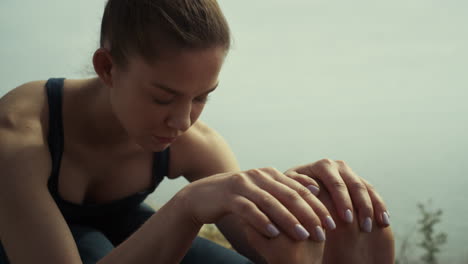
284 159 390 232
316 184 395 264
244 223 324 264
177 168 338 242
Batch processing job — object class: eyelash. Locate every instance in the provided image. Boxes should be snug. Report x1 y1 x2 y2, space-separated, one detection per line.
195 95 210 104
153 95 210 105
153 98 172 105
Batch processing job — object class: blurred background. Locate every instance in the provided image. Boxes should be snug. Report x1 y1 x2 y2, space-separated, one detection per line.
1 0 467 262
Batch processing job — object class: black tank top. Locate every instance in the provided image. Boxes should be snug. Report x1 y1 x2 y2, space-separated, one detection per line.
45 78 169 225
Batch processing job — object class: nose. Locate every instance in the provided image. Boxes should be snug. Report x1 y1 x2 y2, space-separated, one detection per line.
166 101 192 132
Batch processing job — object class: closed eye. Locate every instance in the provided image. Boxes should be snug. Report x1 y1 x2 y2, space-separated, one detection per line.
194 95 210 104
153 98 173 105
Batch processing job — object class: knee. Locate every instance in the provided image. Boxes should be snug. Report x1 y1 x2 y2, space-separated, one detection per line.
317 183 395 264
70 225 114 264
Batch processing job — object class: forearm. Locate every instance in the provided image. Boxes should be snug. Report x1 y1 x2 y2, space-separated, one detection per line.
98 191 201 264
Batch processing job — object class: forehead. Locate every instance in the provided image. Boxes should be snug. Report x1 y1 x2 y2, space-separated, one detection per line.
127 47 226 95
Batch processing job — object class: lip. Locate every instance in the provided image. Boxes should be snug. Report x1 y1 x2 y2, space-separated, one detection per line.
153 136 176 144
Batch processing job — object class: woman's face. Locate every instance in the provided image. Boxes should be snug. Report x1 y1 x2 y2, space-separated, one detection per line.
109 46 226 152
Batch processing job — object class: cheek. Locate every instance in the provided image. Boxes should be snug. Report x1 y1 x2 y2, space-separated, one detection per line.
190 104 205 122
139 105 167 127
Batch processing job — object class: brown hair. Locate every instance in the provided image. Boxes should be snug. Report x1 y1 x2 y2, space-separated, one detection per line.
100 0 231 67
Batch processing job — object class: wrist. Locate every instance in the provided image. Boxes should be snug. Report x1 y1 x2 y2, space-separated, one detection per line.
172 184 203 229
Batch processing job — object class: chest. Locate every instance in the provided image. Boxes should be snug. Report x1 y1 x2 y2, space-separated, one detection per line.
57 147 155 205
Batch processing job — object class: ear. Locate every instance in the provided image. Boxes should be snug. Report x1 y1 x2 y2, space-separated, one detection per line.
93 48 114 87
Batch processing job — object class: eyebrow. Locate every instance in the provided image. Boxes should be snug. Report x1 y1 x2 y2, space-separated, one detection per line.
152 82 219 96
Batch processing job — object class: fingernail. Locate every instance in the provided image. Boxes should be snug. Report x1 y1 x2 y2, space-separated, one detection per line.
307 185 320 196
383 212 390 226
267 224 280 237
315 226 326 242
362 217 372 233
345 209 353 223
295 224 310 240
325 216 336 230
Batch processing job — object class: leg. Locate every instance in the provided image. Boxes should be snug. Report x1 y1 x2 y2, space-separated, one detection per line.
181 236 253 264
69 225 115 264
99 202 156 246
317 184 395 264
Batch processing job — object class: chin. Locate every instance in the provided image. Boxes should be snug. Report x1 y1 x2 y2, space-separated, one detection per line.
135 138 171 152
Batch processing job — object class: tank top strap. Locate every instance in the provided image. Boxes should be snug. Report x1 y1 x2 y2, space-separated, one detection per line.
44 77 170 198
45 78 66 192
150 147 170 192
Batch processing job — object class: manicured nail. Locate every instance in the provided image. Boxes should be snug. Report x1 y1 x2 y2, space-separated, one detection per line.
383 212 390 226
307 185 320 196
325 216 336 230
345 209 353 223
315 226 326 242
295 224 310 240
362 217 372 233
267 224 280 237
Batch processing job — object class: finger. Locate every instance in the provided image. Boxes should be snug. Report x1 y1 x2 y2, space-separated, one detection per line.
230 173 313 240
361 178 391 228
284 171 320 196
338 163 374 233
249 168 329 242
229 195 282 238
302 160 355 225
246 185 314 241
266 168 336 232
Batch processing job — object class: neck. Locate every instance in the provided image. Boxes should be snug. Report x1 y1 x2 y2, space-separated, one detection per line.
71 77 143 154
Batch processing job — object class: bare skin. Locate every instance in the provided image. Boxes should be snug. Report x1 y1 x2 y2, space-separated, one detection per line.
0 45 394 263
244 181 394 264
319 182 395 264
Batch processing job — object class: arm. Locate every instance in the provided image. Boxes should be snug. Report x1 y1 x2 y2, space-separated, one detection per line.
0 129 83 264
0 128 202 264
176 122 269 263
98 192 201 264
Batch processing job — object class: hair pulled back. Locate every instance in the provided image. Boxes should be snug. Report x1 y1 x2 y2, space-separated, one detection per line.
100 0 231 67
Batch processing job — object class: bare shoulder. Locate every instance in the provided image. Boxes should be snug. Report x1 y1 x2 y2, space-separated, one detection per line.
0 80 48 133
170 120 240 182
0 80 50 184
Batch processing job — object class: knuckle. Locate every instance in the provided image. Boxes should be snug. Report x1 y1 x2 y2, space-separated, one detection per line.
351 181 368 192
261 167 279 175
286 172 302 180
331 180 347 189
230 173 248 187
284 190 301 202
335 159 348 167
319 158 334 166
247 168 262 177
296 186 313 199
260 193 275 207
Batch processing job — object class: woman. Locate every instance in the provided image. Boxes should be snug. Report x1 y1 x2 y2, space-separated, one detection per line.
0 0 394 263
